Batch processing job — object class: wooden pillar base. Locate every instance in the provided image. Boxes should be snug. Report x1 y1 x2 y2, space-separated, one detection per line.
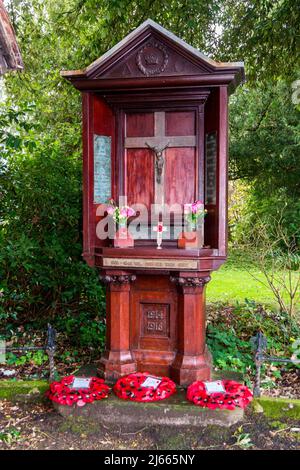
98 351 137 382
170 346 212 385
98 272 137 382
170 274 212 386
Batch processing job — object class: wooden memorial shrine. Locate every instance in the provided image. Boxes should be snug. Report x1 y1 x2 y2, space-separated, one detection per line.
62 20 244 385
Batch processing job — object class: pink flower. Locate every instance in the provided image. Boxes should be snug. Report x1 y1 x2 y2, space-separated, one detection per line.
106 206 115 215
120 206 136 218
184 204 192 214
126 207 136 217
191 200 204 214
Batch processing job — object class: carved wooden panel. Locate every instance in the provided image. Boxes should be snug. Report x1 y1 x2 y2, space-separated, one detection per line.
130 276 177 352
141 303 170 338
98 35 210 79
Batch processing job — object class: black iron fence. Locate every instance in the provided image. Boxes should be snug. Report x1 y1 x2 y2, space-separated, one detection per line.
1 324 57 382
252 331 300 397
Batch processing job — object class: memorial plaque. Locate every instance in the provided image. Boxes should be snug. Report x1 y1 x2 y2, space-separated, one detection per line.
141 376 162 389
142 303 170 337
205 132 217 204
94 135 111 204
103 257 198 270
70 377 92 389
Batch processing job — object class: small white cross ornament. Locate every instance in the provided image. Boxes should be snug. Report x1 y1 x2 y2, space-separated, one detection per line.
153 221 167 249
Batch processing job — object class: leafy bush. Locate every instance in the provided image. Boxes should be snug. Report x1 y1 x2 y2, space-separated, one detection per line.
55 312 106 351
6 350 48 367
207 325 253 373
0 105 105 325
207 300 300 376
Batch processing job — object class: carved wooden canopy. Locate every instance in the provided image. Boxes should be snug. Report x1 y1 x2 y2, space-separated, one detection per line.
0 0 23 75
62 19 244 93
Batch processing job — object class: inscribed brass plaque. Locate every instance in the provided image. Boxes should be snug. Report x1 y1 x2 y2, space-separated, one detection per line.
103 258 198 270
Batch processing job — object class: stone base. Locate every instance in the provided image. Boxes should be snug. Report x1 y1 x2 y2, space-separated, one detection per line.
53 366 245 428
54 388 243 428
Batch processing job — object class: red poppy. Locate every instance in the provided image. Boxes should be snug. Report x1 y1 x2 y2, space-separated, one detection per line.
186 380 253 410
46 376 110 407
113 373 176 402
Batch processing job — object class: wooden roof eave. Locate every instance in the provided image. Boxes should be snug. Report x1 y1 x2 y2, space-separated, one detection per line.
61 68 244 94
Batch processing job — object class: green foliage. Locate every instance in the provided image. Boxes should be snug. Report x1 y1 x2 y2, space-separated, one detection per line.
55 312 106 350
6 350 48 366
229 81 300 245
0 429 21 444
233 427 253 449
218 0 300 83
0 104 105 323
207 325 253 373
207 301 300 375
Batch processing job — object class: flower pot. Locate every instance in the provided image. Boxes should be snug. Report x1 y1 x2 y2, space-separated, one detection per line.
178 230 203 249
113 226 134 248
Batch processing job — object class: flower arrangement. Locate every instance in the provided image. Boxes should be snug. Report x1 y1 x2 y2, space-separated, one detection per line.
113 372 177 402
186 380 253 410
106 199 136 226
46 375 110 407
184 200 207 231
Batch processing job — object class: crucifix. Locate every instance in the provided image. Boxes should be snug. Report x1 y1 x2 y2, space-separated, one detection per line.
125 111 196 210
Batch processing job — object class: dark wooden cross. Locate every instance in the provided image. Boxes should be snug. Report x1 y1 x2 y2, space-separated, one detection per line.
125 111 196 209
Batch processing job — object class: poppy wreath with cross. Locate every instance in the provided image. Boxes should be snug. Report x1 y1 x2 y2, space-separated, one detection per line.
187 380 253 410
113 372 176 402
46 375 110 407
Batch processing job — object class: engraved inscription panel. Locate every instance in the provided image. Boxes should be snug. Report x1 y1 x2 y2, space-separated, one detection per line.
142 303 170 338
94 135 111 203
103 258 198 270
205 132 217 205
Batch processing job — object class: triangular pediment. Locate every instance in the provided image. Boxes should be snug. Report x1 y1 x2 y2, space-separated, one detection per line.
62 19 244 90
85 20 225 80
88 30 213 79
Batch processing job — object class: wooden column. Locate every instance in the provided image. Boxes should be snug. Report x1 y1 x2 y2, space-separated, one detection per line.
98 272 137 381
170 274 212 385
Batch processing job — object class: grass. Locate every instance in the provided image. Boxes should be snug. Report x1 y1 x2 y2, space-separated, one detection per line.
207 265 275 305
253 396 300 420
206 248 299 308
0 379 48 400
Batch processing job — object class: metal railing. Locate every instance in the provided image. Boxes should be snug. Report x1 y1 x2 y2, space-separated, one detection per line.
2 324 57 382
252 331 300 397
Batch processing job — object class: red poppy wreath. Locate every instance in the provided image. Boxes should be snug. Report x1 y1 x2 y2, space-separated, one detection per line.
113 372 177 402
186 380 253 410
46 375 110 407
